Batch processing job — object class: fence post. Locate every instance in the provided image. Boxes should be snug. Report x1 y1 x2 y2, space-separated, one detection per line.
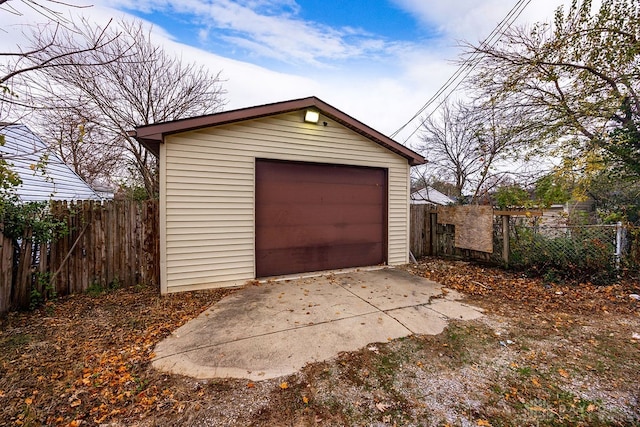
430 212 438 256
502 215 510 265
615 221 623 269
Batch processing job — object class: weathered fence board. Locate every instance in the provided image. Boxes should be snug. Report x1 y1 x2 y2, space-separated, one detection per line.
0 231 13 314
410 205 436 258
0 200 159 314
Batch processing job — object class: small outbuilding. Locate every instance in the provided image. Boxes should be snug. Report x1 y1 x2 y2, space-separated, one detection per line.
410 186 455 206
133 97 425 294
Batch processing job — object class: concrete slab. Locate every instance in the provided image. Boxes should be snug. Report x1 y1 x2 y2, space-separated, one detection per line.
386 305 450 335
167 279 376 351
429 299 484 320
154 312 410 381
335 270 442 311
152 267 483 381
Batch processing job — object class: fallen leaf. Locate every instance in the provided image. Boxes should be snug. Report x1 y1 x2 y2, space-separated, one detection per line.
587 404 597 412
24 397 33 405
477 419 492 426
247 382 255 388
528 406 546 412
558 368 569 378
279 382 289 390
376 402 391 412
531 377 541 387
70 399 82 407
302 396 309 404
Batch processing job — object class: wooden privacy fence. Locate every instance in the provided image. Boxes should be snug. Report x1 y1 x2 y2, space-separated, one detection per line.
410 204 494 261
410 205 437 258
0 200 159 314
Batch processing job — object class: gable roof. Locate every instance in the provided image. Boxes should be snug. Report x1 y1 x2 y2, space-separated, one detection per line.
0 123 101 202
131 96 425 166
410 187 455 205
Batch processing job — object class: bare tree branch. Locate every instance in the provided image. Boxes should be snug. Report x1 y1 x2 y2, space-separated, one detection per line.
27 19 227 196
463 0 640 178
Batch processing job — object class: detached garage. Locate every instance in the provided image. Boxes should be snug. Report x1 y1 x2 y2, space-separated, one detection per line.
133 97 424 294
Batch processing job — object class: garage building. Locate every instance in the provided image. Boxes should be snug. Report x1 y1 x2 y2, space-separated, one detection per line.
133 97 424 293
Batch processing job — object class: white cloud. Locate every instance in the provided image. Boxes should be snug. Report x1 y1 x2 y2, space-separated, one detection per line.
159 39 321 110
0 0 583 150
103 0 402 67
389 0 576 43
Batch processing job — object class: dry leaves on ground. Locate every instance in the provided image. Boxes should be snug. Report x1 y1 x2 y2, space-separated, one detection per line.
0 285 232 426
1 258 638 426
405 257 639 316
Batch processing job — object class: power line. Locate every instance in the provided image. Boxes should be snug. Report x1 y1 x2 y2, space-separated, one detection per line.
391 0 533 142
391 0 530 138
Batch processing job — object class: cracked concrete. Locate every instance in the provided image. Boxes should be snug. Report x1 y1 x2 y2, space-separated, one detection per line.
152 267 483 381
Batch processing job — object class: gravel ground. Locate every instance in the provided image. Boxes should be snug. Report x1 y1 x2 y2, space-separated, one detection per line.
1 258 638 426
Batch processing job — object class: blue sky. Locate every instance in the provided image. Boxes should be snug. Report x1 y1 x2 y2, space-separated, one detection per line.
1 0 571 144
129 0 431 60
115 0 441 75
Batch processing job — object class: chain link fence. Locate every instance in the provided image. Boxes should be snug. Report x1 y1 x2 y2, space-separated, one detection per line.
497 220 639 283
409 205 639 283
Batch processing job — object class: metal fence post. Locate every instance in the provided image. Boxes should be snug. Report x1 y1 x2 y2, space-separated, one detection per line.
502 215 510 265
615 221 623 269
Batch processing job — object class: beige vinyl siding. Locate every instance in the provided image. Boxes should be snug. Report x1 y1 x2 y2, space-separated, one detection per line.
161 111 410 293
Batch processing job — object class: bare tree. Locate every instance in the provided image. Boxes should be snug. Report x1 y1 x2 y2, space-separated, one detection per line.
0 0 90 22
1 16 129 122
465 0 640 179
1 1 129 193
418 99 534 201
28 19 227 196
36 98 125 186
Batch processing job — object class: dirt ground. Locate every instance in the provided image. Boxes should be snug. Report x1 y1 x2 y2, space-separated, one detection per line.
1 258 638 427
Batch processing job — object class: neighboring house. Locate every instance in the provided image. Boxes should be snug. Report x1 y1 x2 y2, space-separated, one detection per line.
0 123 101 201
133 96 425 294
410 186 454 206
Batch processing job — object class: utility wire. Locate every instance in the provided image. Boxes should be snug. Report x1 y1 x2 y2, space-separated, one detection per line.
391 0 530 138
391 0 533 143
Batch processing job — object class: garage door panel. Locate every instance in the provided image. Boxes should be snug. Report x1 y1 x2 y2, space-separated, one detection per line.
256 160 386 277
257 204 384 227
257 223 384 250
259 163 384 186
257 181 384 205
257 242 385 277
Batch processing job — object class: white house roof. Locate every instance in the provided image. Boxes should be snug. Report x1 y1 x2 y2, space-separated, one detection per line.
0 124 101 202
410 187 454 205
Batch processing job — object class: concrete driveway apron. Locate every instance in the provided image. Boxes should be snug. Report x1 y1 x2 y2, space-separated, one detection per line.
152 268 483 381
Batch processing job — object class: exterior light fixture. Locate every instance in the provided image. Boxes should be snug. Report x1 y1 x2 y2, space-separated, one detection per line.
304 110 320 124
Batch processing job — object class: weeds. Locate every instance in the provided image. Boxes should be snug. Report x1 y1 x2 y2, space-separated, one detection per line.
86 276 121 296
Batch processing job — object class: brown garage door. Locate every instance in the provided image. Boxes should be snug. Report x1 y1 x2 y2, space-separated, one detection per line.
255 159 387 277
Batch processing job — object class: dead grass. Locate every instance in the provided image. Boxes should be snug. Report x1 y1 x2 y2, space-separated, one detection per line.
1 259 639 426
